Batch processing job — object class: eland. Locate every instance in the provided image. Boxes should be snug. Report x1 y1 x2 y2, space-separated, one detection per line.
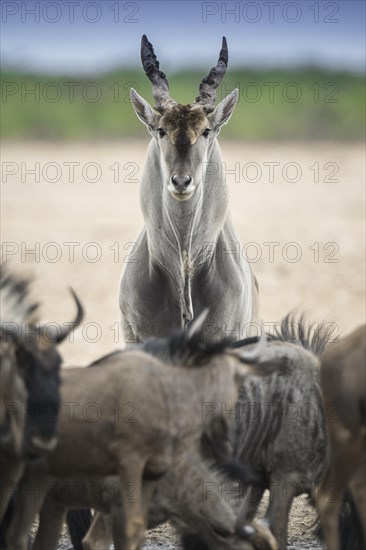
119 35 259 343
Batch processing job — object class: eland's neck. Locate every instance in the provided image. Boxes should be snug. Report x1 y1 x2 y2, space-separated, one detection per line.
140 139 229 266
139 139 230 324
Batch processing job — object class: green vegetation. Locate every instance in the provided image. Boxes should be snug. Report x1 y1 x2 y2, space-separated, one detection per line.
1 68 364 140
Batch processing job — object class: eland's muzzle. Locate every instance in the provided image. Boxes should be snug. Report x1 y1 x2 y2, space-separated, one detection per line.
170 174 192 194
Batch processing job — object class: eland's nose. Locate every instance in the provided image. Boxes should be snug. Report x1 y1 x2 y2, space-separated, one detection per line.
171 174 192 193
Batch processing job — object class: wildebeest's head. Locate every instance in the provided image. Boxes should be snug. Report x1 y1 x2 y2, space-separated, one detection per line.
131 35 238 201
1 268 84 459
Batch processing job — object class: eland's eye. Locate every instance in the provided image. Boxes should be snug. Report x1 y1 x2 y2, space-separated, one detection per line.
202 128 211 138
158 128 166 138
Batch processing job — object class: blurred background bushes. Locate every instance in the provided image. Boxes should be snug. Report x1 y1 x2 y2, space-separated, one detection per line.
1 68 364 141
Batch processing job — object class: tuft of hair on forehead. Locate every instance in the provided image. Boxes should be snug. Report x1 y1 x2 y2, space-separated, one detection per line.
160 104 208 151
161 104 207 132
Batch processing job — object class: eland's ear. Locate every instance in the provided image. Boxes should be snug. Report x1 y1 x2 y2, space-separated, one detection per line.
130 88 158 128
210 89 238 131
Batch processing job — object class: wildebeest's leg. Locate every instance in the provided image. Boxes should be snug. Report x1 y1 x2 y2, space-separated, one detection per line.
33 499 67 550
82 512 112 550
348 460 366 547
317 435 362 550
112 458 146 550
5 471 49 550
180 533 210 550
317 464 344 550
265 476 298 550
0 462 24 522
67 509 93 550
141 479 159 524
242 484 265 521
82 477 156 550
0 497 16 549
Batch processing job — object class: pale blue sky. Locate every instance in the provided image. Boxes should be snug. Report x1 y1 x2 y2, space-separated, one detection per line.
1 0 365 74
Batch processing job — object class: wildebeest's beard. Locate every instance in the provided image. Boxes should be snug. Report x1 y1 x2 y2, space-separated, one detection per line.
14 340 61 455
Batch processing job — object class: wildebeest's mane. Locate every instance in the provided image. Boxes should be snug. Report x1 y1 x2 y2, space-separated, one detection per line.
0 265 39 326
90 313 332 369
141 328 233 367
88 327 232 369
230 313 332 357
274 313 333 357
229 335 268 349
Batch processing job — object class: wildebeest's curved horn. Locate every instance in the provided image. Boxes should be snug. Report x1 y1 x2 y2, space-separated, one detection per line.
234 487 253 538
37 288 84 345
236 500 279 550
141 34 176 113
195 36 228 113
54 288 84 344
235 488 278 547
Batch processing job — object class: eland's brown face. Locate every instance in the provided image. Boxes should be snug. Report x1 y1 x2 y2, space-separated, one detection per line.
130 35 238 201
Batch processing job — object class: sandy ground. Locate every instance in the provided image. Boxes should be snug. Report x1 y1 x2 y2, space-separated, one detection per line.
1 140 365 548
49 493 322 549
50 493 321 549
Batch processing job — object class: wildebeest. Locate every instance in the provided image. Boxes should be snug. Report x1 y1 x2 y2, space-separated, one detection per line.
55 314 334 550
317 324 366 550
203 314 333 550
119 35 259 343
33 444 277 550
5 320 282 550
34 316 335 550
0 266 83 521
